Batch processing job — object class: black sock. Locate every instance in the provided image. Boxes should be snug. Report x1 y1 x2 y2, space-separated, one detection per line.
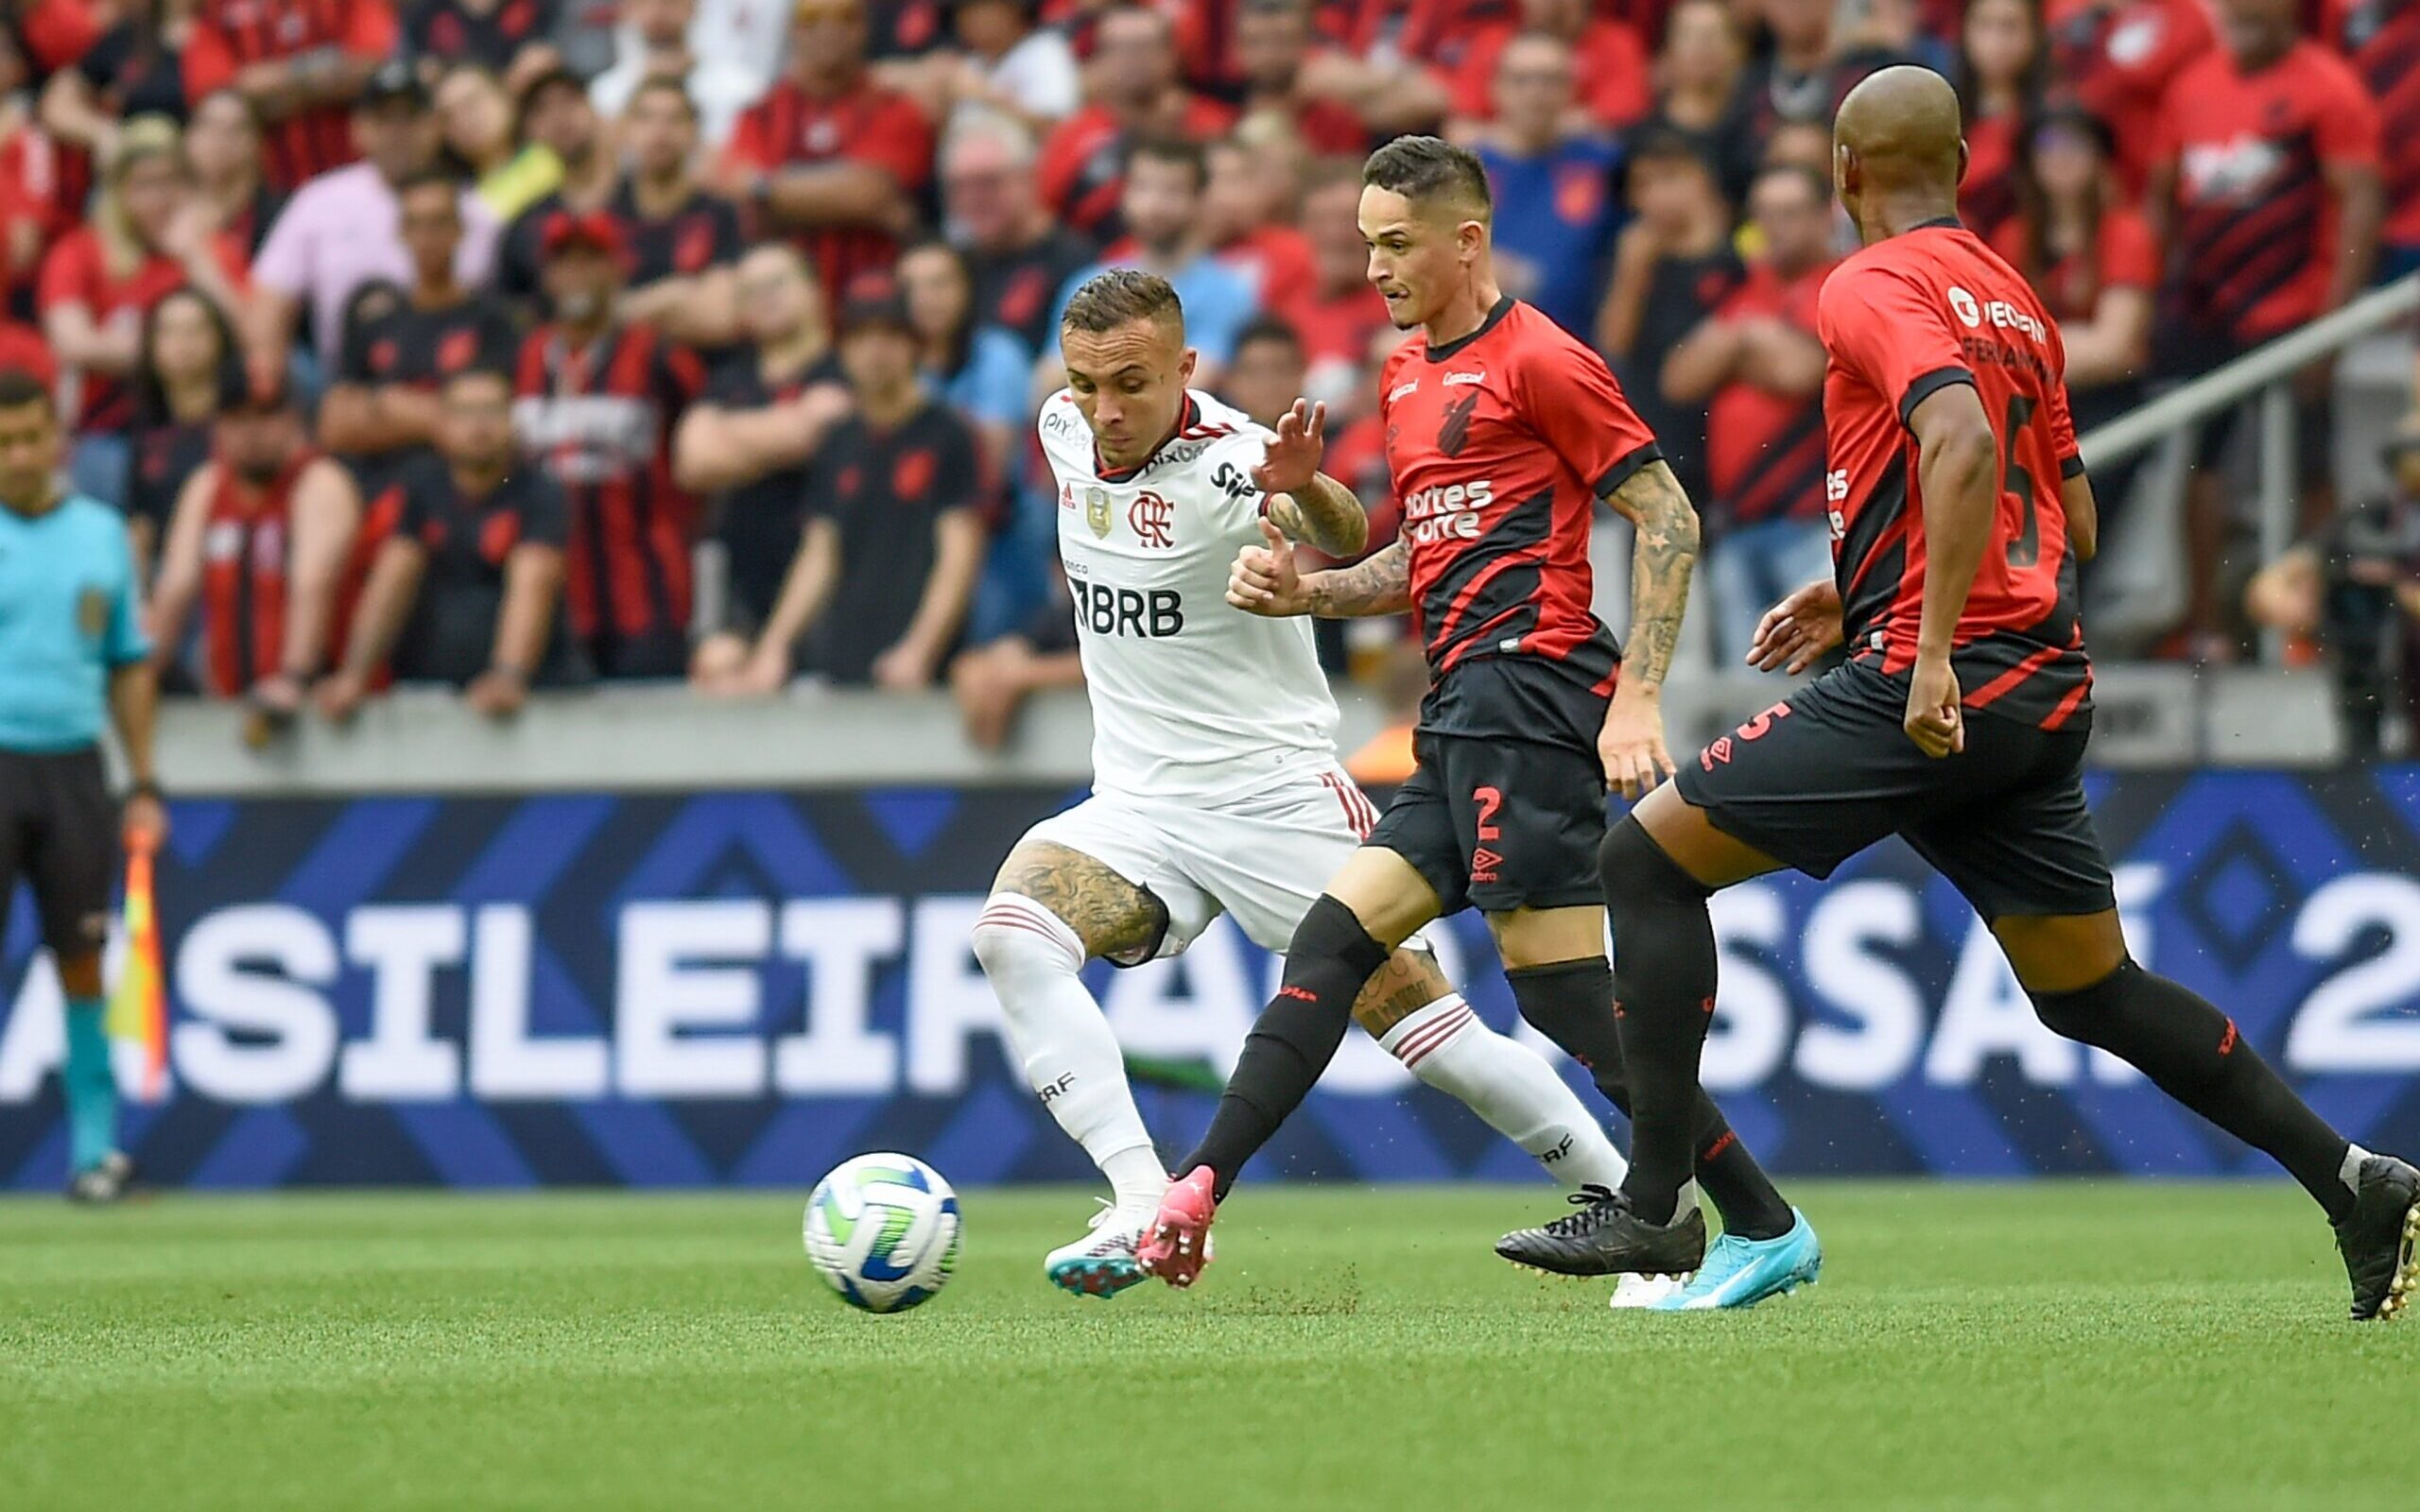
1181 895 1391 1200
1506 959 1793 1239
2031 960 2354 1221
1599 818 1722 1226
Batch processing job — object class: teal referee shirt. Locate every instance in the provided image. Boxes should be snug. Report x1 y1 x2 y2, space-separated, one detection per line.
0 495 150 752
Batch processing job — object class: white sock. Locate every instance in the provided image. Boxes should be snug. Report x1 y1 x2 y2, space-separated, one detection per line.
2342 1143 2376 1195
1380 994 1630 1190
971 894 1161 1210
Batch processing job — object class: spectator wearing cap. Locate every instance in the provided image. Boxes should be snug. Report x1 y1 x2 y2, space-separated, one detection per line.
1446 0 1651 135
2326 0 2420 281
319 365 577 721
320 170 522 496
1034 6 1233 243
590 0 764 149
1954 0 2047 246
1230 0 1378 156
679 243 854 689
1202 135 1317 309
1631 0 1755 208
1047 139 1255 386
147 374 374 722
493 64 618 316
124 287 239 580
722 0 936 314
510 209 706 680
943 110 1094 355
609 77 747 352
182 0 402 192
1659 162 1838 665
183 91 286 264
712 274 985 694
1273 159 1391 415
41 115 249 509
406 0 564 77
1596 129 1744 511
1470 31 1624 341
2048 0 2213 198
245 62 502 393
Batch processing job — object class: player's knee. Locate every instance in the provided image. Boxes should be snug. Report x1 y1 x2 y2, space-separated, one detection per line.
1282 894 1392 998
2026 958 2136 1044
1599 817 1707 925
970 894 1086 988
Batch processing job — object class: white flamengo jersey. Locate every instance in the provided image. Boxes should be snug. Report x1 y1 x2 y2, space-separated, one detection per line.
1036 387 1341 801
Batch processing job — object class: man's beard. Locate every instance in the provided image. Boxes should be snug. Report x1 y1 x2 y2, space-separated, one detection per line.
235 456 285 487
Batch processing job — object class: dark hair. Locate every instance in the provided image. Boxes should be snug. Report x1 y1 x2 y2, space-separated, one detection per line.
1954 0 2048 128
394 165 463 202
1362 135 1492 222
1062 267 1184 336
631 73 700 120
1749 162 1831 208
0 368 53 416
1123 135 1206 191
514 64 589 144
900 237 978 374
2012 105 2113 310
133 285 240 427
1233 315 1303 358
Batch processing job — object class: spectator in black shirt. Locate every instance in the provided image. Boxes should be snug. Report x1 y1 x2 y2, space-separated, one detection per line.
318 365 574 720
407 0 563 77
721 274 984 693
183 90 285 262
494 63 615 315
320 169 520 493
1595 129 1743 508
679 242 854 686
942 109 1095 355
42 0 193 147
610 76 744 351
125 284 238 580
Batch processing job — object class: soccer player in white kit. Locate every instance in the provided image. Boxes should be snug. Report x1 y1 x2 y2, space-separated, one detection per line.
970 267 1631 1297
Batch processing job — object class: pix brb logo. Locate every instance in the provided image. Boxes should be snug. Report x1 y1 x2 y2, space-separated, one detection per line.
1129 490 1174 548
1948 285 1981 328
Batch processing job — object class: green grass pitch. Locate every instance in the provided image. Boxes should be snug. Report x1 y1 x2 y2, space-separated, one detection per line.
4 1182 2413 1512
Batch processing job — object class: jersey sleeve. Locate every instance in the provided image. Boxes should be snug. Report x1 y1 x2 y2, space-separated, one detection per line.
1817 261 1974 427
931 411 983 518
520 473 573 550
2099 210 2159 291
2314 56 2383 168
1512 334 1663 498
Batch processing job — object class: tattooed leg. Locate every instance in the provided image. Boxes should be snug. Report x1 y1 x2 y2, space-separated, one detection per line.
972 842 1171 1209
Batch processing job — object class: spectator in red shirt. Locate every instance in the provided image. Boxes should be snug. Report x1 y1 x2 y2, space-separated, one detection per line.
1203 134 1318 306
1232 0 1369 156
1273 156 1389 414
1445 0 1651 134
1657 161 1836 664
1631 0 1756 206
942 109 1096 353
1955 0 2047 246
1034 5 1232 241
2151 0 2383 658
2325 0 2420 280
2047 0 2214 195
40 116 247 509
722 0 936 312
182 0 401 191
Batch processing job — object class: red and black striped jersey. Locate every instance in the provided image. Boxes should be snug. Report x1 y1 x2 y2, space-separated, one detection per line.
1377 297 1660 738
1817 222 2092 732
183 0 399 191
197 453 397 695
510 322 706 653
2152 39 2380 344
1703 256 1835 533
724 78 935 312
2325 0 2420 248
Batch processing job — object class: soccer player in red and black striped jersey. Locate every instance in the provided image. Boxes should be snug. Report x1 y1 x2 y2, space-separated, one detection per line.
1139 136 1804 1295
1577 65 2420 1320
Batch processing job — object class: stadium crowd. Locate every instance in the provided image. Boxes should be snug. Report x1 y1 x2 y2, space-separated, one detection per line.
0 0 2413 744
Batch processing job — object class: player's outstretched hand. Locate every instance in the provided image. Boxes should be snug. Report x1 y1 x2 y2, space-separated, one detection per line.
1252 399 1326 496
1746 577 1843 674
1228 517 1312 616
1599 691 1677 799
1904 657 1964 758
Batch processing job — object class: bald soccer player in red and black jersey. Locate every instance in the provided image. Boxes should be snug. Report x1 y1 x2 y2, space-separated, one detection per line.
1138 136 1806 1299
1559 65 2420 1320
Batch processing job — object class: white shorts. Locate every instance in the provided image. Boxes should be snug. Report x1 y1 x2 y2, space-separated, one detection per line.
1021 765 1409 963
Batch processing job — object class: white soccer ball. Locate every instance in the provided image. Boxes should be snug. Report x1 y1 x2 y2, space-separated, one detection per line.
803 1153 961 1314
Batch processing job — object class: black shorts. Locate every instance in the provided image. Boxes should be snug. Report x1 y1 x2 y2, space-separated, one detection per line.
1367 730 1605 916
0 747 116 957
1672 662 2117 920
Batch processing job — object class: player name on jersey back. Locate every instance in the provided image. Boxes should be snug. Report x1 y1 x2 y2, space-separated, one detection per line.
1036 388 1340 800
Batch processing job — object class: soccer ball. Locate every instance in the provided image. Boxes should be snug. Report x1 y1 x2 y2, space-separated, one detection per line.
803 1153 961 1314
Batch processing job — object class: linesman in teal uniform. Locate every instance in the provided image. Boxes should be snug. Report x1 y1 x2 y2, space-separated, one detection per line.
0 369 167 1202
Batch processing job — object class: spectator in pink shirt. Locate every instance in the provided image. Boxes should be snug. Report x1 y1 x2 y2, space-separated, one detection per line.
242 62 500 395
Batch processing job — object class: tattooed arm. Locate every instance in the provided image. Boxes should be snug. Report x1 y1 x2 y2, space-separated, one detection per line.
1598 457 1701 796
1264 472 1370 558
1228 532 1412 618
